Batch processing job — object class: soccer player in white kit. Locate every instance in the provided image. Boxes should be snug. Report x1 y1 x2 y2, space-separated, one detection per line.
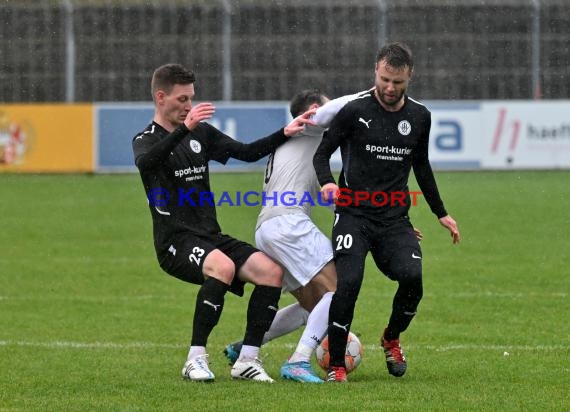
224 89 371 383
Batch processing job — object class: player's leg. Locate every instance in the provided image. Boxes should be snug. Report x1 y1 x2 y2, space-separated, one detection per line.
236 251 283 358
371 220 422 377
226 262 336 380
246 214 332 350
160 236 234 381
230 250 283 382
225 264 335 380
280 263 336 383
282 219 337 365
183 253 231 381
188 249 235 354
326 214 369 382
223 302 309 365
288 262 336 361
253 214 338 381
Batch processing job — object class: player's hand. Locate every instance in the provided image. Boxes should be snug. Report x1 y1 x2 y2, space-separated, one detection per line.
413 227 423 242
320 183 339 202
184 103 215 130
284 107 317 137
439 215 461 244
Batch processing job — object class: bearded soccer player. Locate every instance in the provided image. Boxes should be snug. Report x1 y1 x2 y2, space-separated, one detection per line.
313 43 461 382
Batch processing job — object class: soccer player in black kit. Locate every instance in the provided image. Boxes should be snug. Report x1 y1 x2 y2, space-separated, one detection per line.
133 64 314 383
313 43 461 382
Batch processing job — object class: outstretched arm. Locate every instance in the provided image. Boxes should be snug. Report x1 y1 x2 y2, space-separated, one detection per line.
284 108 317 136
217 108 317 163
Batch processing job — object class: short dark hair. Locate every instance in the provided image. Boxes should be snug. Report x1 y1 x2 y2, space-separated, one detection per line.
376 42 413 72
289 89 329 117
151 63 196 99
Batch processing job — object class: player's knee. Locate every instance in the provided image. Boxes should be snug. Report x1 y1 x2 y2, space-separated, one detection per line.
218 261 236 283
240 252 283 287
259 261 283 287
390 251 422 283
211 261 235 284
203 250 235 284
398 269 422 295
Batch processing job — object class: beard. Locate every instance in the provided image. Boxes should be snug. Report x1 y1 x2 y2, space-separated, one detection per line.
375 87 405 107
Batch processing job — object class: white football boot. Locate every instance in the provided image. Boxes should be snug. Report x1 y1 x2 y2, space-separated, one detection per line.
181 354 215 382
230 357 274 383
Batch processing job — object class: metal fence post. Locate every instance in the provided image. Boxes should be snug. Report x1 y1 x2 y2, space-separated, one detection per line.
531 0 541 99
222 0 232 101
377 0 388 50
62 0 75 102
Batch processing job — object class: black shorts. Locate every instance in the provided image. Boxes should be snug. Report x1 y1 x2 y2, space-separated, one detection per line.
332 213 422 282
157 232 258 296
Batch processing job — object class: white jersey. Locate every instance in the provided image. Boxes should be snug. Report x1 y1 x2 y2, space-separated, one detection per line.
256 124 325 229
256 90 371 229
254 90 377 289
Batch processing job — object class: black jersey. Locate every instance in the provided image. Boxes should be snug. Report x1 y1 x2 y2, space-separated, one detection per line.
313 91 447 222
133 121 287 253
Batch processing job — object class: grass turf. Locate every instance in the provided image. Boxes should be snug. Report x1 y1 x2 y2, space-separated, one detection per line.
0 171 568 411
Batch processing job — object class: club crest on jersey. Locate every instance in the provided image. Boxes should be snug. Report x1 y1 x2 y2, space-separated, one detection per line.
398 120 412 136
189 139 202 153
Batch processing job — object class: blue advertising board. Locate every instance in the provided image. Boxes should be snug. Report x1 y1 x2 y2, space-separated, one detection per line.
96 101 500 173
96 103 290 172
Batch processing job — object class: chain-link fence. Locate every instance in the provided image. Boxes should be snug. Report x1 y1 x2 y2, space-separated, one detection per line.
1 0 568 103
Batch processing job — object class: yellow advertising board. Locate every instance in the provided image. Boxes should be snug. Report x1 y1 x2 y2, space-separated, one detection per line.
0 104 93 172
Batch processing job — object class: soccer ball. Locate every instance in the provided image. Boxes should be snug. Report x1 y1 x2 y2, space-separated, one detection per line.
316 331 363 373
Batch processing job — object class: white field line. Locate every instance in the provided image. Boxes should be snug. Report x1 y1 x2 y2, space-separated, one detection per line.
0 291 567 301
0 295 171 301
0 340 567 352
0 340 183 349
452 292 568 298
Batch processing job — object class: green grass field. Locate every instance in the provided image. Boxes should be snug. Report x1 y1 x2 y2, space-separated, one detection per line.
0 171 568 411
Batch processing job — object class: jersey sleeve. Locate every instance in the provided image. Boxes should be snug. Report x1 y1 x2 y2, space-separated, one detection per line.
411 114 448 218
204 123 288 164
132 124 188 171
313 106 352 186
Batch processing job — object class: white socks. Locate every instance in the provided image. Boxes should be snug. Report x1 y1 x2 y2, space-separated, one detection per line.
289 291 333 363
187 345 206 360
237 345 260 362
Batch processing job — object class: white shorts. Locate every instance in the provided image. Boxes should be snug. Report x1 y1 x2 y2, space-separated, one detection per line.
255 214 334 292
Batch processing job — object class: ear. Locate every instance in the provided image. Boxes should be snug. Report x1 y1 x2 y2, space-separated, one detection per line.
155 90 166 105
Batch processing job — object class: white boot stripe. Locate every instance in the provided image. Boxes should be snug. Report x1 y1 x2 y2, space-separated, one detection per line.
230 358 274 382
